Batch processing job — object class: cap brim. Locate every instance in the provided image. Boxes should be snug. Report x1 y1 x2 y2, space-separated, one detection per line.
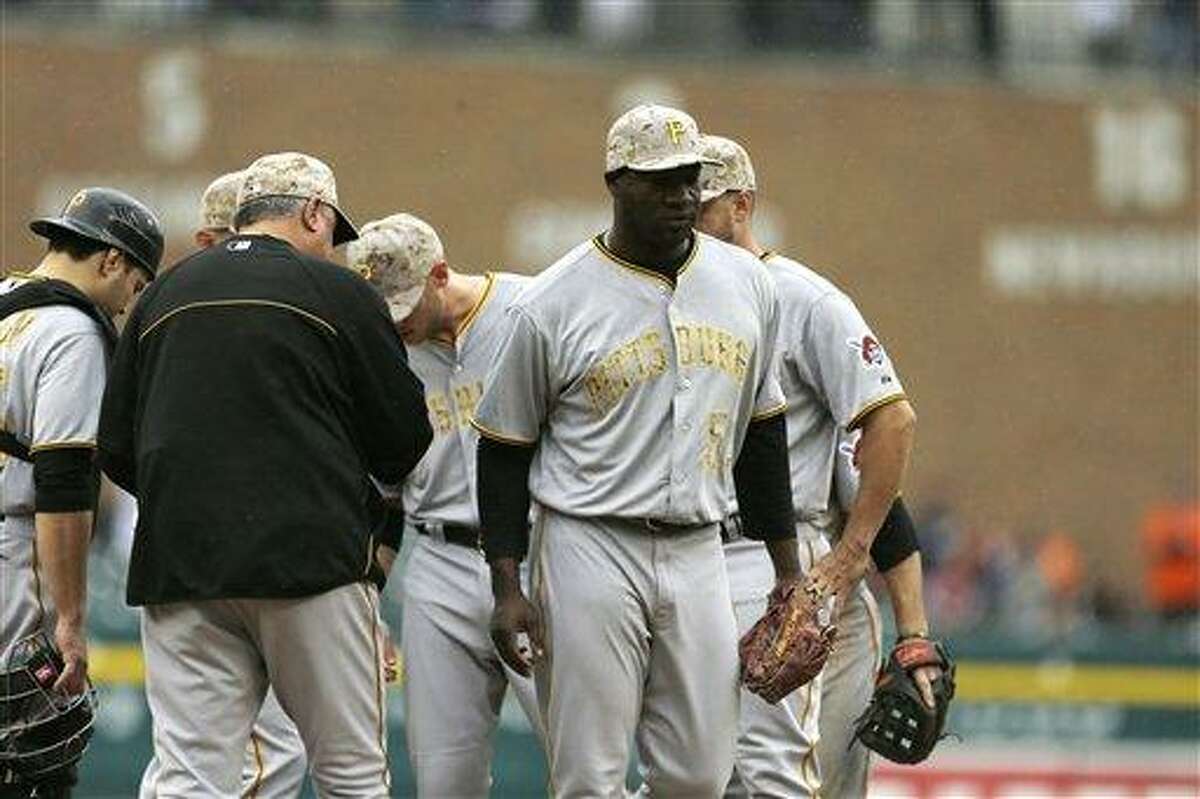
331 205 359 247
700 188 726 203
384 283 426 323
621 152 723 174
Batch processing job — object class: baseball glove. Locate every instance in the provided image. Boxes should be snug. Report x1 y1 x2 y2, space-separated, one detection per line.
738 582 836 704
854 636 956 764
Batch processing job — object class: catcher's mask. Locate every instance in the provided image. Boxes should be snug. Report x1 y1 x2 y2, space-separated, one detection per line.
0 632 97 782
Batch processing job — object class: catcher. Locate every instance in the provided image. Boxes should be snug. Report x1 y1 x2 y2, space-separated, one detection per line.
0 187 162 798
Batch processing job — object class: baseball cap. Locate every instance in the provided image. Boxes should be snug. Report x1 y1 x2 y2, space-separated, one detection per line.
605 104 720 175
345 213 444 322
236 151 358 246
698 135 757 203
198 170 243 232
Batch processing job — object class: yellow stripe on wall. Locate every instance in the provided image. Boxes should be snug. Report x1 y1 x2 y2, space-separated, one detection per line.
88 644 1198 708
91 644 145 684
957 662 1199 708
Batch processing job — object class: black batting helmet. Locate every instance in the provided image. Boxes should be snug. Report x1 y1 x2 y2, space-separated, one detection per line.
30 187 164 279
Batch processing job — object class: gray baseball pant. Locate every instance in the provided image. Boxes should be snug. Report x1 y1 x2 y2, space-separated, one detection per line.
139 581 389 798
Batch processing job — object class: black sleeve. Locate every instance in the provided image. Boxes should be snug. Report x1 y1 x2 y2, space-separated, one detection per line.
97 296 146 495
477 436 535 562
33 448 99 513
733 413 796 541
340 279 433 484
870 497 920 572
377 499 405 550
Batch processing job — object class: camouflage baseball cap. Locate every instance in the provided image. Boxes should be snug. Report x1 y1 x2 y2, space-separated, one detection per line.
198 170 243 231
699 135 757 203
605 104 720 175
346 213 444 322
237 151 358 245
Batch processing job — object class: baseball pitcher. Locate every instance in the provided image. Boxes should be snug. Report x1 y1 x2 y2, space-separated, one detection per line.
473 105 802 797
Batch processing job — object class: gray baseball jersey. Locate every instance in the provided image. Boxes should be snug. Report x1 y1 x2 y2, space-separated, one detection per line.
0 274 109 667
472 233 786 522
404 272 529 527
473 231 785 794
400 271 544 796
763 252 906 522
0 275 108 516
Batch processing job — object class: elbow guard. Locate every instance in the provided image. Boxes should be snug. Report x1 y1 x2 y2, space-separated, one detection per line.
33 447 99 513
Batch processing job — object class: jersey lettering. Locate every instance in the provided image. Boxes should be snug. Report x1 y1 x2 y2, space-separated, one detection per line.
674 323 750 381
426 380 485 436
582 329 668 417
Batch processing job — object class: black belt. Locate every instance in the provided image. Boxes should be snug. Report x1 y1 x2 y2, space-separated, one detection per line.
414 523 482 550
628 515 743 542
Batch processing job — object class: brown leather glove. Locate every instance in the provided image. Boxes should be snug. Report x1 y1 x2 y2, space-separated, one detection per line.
738 582 836 704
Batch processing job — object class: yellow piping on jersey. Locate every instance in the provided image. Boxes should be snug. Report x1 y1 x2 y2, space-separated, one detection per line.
455 272 497 342
847 392 907 431
591 234 699 288
138 300 338 342
750 402 787 422
359 583 390 790
247 733 264 799
469 417 537 446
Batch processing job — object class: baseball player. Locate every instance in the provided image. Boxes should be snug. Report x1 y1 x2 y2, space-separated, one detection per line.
0 187 163 798
473 105 802 797
135 170 308 799
346 212 544 797
695 135 939 797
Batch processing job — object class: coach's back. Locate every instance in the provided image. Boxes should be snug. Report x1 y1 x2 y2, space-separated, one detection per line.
98 233 431 605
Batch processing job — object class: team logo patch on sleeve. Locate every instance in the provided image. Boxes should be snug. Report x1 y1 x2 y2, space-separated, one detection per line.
848 335 886 368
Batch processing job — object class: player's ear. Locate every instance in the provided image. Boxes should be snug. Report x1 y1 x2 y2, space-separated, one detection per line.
98 248 124 277
194 230 214 250
300 197 323 234
429 261 449 288
734 191 754 222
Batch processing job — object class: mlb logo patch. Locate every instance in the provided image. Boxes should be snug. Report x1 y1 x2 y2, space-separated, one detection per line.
35 663 57 686
848 335 886 368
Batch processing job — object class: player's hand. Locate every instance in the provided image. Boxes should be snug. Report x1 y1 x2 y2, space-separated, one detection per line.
805 542 870 601
52 619 88 695
912 664 941 709
375 543 397 577
381 623 399 683
490 592 544 678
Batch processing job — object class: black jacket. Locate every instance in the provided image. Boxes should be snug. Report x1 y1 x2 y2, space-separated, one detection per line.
98 234 432 605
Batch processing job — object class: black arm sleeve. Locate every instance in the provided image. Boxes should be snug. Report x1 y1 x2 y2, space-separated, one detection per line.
377 500 406 549
870 497 920 573
733 413 796 541
477 435 535 562
33 448 99 513
97 297 145 495
342 280 433 483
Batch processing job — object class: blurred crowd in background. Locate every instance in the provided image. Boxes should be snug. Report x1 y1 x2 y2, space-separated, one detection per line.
4 0 1198 79
902 496 1200 646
